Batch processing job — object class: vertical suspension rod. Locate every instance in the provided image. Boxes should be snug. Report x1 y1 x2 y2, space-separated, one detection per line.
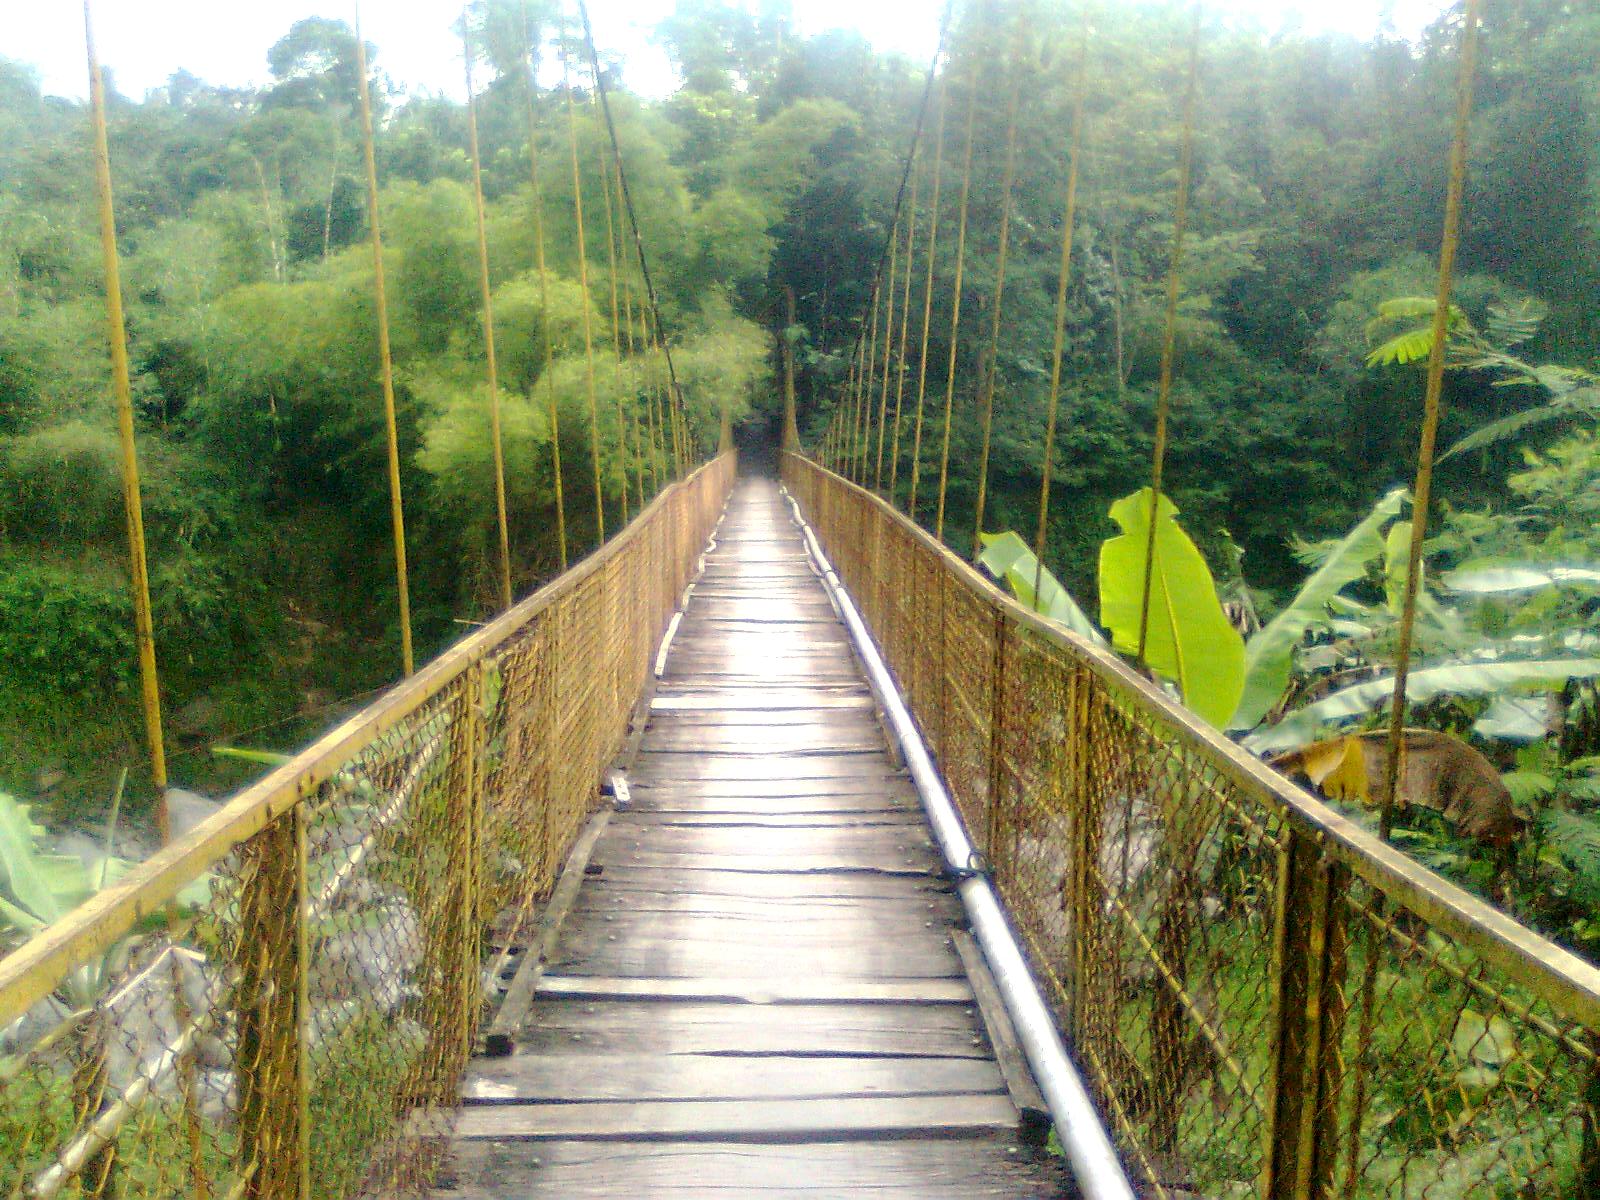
1033 14 1090 605
1380 0 1484 839
934 60 979 545
908 77 947 521
463 15 514 611
1135 7 1200 666
577 0 694 467
354 2 414 676
520 0 568 570
560 24 606 544
971 30 1021 556
85 0 169 838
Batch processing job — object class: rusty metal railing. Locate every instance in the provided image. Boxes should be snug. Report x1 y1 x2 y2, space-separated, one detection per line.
0 452 735 1200
783 450 1600 1200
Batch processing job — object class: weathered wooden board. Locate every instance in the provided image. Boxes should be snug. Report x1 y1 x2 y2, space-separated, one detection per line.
435 1138 1065 1198
582 865 953 901
531 975 973 1005
452 1094 1018 1142
514 999 992 1058
566 888 961 923
461 1052 1001 1105
630 753 909 781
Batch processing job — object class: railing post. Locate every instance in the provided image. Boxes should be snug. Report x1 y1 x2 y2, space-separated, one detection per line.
984 609 1011 868
235 801 310 1200
1262 826 1349 1200
1064 663 1095 1038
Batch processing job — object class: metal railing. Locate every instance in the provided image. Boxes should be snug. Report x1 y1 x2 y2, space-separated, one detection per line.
0 453 735 1200
783 451 1600 1200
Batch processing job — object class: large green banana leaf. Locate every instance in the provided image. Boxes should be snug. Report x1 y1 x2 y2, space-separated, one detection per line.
976 531 1106 646
1248 658 1600 754
1098 488 1244 729
1230 487 1405 731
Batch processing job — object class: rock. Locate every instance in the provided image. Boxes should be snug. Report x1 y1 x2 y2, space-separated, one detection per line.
165 787 224 840
0 992 72 1055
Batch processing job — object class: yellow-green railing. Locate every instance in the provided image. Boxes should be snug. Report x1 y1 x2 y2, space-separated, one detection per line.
0 453 735 1200
784 451 1600 1200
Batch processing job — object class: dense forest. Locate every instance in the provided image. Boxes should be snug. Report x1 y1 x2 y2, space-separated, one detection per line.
3 0 1600 942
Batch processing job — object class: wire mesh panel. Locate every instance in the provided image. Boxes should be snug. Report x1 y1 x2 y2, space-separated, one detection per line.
0 454 735 1200
782 451 1600 1200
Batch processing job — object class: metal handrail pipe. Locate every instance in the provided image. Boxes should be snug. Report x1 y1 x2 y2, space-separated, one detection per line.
781 484 1138 1200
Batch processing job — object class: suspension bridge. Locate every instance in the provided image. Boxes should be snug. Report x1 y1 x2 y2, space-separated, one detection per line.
3 0 1600 1198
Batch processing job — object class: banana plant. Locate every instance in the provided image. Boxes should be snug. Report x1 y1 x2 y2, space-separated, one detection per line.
0 780 132 1008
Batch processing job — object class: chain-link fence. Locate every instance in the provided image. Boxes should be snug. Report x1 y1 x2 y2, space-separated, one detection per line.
0 453 734 1200
783 451 1600 1200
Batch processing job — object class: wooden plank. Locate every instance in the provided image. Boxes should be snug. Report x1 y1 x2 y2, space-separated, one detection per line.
587 850 937 876
650 691 872 712
462 1052 997 1105
531 976 973 1005
639 731 885 754
556 903 956 942
631 754 907 781
513 1000 993 1058
584 865 952 901
451 1094 1019 1142
545 942 959 982
484 808 612 1057
567 889 961 923
610 810 923 828
434 1137 1065 1198
596 823 935 858
952 929 1051 1147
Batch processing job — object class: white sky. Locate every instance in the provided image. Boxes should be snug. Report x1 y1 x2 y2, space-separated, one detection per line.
8 0 1448 104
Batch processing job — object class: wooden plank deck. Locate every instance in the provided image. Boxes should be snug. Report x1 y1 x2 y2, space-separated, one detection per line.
432 477 1064 1198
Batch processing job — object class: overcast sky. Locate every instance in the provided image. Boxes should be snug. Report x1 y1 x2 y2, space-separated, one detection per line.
8 1 1448 104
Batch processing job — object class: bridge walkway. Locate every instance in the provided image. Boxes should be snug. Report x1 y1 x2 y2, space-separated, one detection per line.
430 477 1064 1197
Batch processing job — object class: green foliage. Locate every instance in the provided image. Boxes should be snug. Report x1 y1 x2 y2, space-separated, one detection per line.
1098 488 1245 729
976 531 1105 645
1231 488 1408 731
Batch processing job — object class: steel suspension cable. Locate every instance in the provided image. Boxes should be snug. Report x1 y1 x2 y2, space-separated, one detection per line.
517 1 567 571
887 157 919 499
1134 7 1200 666
577 0 695 472
559 27 606 545
85 0 169 836
595 140 631 524
616 215 647 509
874 212 901 490
353 4 414 677
934 59 980 544
970 32 1022 556
1032 15 1090 606
463 15 514 611
1380 0 1484 840
859 280 883 480
908 77 948 520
